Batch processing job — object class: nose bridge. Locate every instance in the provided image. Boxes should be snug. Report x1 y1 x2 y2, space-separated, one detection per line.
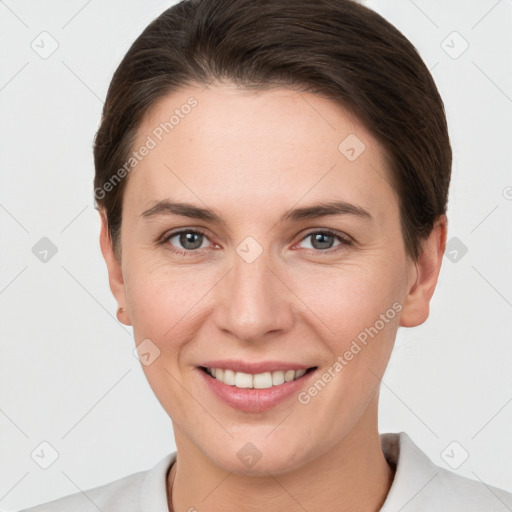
213 242 293 340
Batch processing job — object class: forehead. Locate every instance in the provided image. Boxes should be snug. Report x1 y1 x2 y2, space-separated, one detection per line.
124 83 398 226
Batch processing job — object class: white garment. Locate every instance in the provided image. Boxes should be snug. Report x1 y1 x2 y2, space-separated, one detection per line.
19 432 512 511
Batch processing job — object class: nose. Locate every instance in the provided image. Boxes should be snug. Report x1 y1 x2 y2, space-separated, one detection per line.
212 247 295 342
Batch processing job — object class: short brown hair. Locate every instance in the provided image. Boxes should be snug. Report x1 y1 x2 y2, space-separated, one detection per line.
93 0 451 261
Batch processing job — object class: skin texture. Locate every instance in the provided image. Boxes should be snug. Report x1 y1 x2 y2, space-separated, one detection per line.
99 83 447 512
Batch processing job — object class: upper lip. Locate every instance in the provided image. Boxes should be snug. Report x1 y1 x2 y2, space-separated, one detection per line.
199 360 316 374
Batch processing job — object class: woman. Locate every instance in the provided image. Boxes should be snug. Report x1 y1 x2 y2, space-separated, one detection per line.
20 0 512 510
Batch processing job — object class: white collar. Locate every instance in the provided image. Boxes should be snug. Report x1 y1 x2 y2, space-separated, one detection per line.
138 432 512 511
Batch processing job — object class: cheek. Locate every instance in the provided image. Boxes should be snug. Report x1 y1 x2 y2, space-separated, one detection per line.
125 264 212 418
293 269 401 434
291 261 403 348
125 258 217 341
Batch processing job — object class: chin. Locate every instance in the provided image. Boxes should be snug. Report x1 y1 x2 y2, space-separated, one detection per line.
199 434 314 477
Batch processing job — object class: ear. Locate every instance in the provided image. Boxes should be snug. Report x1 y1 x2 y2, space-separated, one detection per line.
399 215 447 327
98 209 132 326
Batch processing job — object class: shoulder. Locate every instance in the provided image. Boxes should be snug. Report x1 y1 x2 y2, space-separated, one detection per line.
380 432 512 511
432 465 512 510
18 453 176 512
18 471 145 512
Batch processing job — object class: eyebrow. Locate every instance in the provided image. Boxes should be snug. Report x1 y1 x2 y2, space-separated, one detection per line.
279 201 372 223
140 199 373 224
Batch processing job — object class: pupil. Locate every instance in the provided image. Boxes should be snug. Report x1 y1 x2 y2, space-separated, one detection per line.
312 233 333 250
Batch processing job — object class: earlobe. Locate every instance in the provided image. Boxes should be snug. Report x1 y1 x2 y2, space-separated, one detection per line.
98 210 132 326
399 215 447 328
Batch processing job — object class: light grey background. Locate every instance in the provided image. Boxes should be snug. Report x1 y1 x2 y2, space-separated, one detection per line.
1 0 511 510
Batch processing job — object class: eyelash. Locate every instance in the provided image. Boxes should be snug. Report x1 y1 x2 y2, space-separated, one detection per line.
159 228 353 256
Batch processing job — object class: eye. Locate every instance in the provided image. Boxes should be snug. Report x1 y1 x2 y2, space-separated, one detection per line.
162 229 211 254
297 229 352 252
160 228 351 256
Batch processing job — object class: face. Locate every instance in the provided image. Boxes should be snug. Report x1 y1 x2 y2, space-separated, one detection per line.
102 83 431 476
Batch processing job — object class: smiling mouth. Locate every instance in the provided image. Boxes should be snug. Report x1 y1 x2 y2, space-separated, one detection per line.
199 366 317 389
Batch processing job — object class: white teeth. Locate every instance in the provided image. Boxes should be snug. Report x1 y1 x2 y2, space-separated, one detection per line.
284 370 295 382
272 370 285 386
206 367 310 389
223 369 235 385
234 371 253 388
253 372 272 389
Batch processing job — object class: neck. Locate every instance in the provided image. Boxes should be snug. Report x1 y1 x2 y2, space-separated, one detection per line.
167 396 394 512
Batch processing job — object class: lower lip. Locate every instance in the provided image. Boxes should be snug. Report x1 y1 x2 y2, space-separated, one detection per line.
197 367 317 413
